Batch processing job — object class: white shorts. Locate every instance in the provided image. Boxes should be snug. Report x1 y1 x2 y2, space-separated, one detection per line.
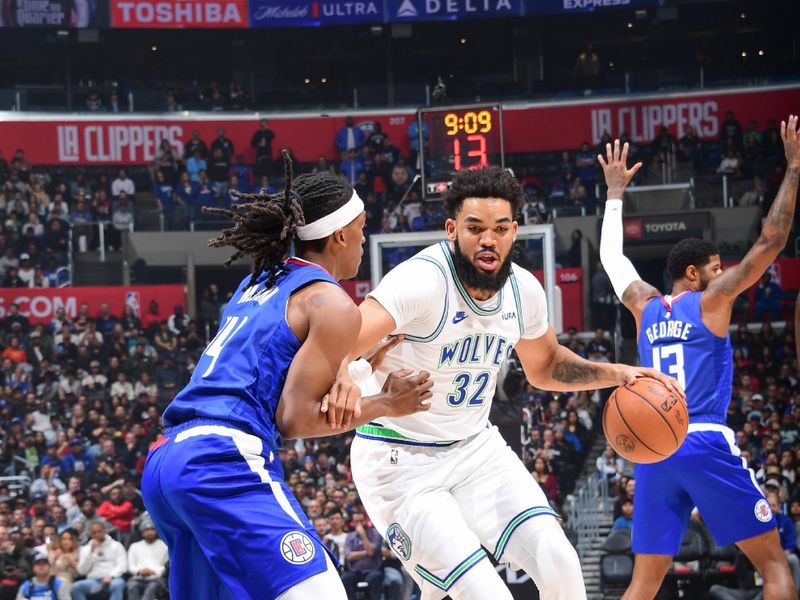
351 425 558 599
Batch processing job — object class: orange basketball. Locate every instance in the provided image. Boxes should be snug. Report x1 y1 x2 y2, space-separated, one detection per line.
602 376 688 464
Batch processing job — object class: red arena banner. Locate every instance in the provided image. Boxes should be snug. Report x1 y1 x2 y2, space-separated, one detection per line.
111 0 248 28
0 285 185 324
0 85 797 165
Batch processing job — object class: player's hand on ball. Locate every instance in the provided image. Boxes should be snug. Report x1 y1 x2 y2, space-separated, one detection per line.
381 369 434 417
362 334 404 373
618 365 685 400
321 373 362 430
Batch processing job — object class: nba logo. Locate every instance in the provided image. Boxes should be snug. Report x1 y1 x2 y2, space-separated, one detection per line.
125 292 141 317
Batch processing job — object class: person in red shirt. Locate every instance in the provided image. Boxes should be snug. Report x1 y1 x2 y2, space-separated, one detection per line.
141 300 162 331
97 486 135 542
2 336 27 364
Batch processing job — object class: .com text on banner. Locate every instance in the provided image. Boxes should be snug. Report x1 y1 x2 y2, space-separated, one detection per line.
0 285 186 324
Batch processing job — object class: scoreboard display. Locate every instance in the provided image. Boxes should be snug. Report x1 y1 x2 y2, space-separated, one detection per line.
417 104 505 200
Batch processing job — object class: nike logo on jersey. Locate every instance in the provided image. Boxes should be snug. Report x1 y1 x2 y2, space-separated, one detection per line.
452 311 468 324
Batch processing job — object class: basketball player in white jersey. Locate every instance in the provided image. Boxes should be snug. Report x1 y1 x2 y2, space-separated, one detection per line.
335 166 683 600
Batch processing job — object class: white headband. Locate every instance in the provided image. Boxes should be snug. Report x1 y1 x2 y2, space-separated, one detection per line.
296 190 364 241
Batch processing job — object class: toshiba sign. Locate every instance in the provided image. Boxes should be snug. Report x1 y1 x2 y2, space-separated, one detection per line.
111 0 248 28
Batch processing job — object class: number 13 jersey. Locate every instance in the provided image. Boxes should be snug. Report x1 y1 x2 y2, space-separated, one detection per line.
363 241 549 444
637 291 733 425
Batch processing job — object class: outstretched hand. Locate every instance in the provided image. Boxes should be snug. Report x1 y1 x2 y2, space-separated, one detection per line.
781 115 800 169
597 139 643 198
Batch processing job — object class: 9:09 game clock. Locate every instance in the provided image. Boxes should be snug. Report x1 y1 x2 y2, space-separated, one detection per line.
417 103 505 199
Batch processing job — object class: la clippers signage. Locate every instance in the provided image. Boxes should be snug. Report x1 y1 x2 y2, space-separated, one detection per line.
111 0 247 28
1 85 798 165
0 285 185 324
388 0 520 21
248 0 383 27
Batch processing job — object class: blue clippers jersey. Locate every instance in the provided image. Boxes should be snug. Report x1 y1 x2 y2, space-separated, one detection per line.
162 259 338 451
638 291 732 425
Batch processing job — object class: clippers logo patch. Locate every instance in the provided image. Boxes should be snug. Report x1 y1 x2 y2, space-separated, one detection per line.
386 523 412 561
281 531 315 564
754 499 773 523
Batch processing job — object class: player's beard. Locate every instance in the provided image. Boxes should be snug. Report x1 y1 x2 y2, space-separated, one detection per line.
452 238 513 295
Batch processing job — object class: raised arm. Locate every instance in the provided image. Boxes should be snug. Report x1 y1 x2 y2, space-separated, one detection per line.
515 325 684 399
598 140 659 327
702 115 800 333
795 291 800 369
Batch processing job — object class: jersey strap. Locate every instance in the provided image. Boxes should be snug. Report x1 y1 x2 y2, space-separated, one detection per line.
403 256 449 344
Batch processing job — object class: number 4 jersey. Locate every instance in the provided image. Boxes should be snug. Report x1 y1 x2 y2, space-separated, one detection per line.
162 258 339 453
362 241 549 444
638 291 733 425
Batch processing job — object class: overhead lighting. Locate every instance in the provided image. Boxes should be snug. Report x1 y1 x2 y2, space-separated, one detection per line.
741 51 747 58
151 45 157 52
460 37 467 44
304 78 311 84
321 77 327 83
627 22 633 29
740 12 746 19
758 49 765 56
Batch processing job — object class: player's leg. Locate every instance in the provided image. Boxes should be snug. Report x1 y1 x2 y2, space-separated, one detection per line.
350 436 511 600
450 427 584 600
620 555 673 600
276 553 347 600
684 428 794 600
149 426 341 600
735 530 795 600
623 459 694 600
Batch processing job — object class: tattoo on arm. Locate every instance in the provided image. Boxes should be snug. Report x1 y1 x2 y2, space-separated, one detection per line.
761 167 799 243
621 280 659 306
552 359 599 384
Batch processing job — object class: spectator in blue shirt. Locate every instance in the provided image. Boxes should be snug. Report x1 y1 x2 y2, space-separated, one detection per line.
230 156 253 192
255 175 276 195
575 142 596 186
173 172 196 230
767 491 800 592
755 272 782 322
186 149 206 184
152 171 175 230
340 149 364 185
612 498 633 530
62 437 96 474
341 511 384 600
194 172 215 222
335 117 366 156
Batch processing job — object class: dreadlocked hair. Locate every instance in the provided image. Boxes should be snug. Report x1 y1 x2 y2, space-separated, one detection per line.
205 150 353 289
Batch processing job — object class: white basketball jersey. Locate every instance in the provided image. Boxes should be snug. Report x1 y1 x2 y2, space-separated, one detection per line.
362 241 548 443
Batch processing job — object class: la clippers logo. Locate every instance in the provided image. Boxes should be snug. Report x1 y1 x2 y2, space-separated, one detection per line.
280 532 315 564
754 499 772 523
624 219 643 239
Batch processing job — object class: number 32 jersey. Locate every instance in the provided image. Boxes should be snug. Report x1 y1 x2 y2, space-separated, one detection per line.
364 242 549 443
162 259 338 453
638 291 733 425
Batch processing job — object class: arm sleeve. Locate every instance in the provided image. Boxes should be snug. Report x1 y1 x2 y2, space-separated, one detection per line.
367 258 445 332
512 267 549 340
599 199 643 299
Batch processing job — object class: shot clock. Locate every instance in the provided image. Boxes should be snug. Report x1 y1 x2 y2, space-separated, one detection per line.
417 104 504 200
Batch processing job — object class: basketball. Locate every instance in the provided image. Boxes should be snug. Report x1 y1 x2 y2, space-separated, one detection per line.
602 377 689 464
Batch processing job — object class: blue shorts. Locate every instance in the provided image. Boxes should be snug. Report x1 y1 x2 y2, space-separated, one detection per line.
142 419 334 600
632 424 776 555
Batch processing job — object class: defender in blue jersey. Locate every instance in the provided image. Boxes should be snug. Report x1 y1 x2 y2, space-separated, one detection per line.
141 155 433 600
598 127 800 600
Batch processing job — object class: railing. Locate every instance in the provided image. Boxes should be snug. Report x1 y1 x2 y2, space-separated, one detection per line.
566 471 611 561
3 66 797 112
73 221 134 262
0 475 32 495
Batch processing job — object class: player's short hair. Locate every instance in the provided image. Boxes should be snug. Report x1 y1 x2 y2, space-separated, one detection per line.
443 165 524 219
666 238 719 280
206 150 353 289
